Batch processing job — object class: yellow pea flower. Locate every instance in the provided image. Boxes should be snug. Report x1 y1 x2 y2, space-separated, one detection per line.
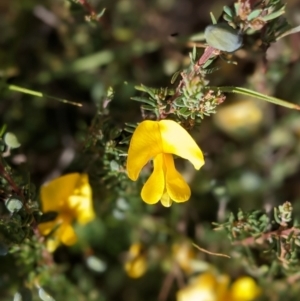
228 276 261 301
38 173 95 252
172 241 196 274
177 272 229 301
127 120 204 207
124 243 147 278
176 272 261 301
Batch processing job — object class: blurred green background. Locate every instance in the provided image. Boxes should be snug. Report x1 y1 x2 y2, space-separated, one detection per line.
1 0 300 300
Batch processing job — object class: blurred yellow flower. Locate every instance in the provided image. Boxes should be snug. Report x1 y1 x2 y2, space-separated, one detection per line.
124 243 147 278
177 272 260 301
172 241 196 274
229 277 261 301
177 272 229 301
127 120 204 207
38 173 95 252
214 99 264 138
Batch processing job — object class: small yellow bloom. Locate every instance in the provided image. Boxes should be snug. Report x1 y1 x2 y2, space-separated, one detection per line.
214 99 263 138
124 243 147 278
38 173 95 252
127 120 204 207
176 272 260 301
229 276 261 301
177 272 229 301
172 241 196 274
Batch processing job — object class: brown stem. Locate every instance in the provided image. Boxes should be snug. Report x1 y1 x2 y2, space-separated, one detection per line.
233 227 300 246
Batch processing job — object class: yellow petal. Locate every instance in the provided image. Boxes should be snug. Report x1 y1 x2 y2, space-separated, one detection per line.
46 238 60 252
176 272 218 301
38 220 57 236
60 222 77 246
68 174 95 224
40 173 83 212
159 120 205 170
127 121 164 181
125 255 147 278
164 154 191 203
141 154 165 204
127 120 204 181
229 277 261 301
161 191 173 207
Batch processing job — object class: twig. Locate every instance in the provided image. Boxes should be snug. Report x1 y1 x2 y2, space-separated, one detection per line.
233 227 300 246
192 243 231 258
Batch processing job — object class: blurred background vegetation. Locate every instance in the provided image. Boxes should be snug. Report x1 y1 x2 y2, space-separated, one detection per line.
1 0 300 300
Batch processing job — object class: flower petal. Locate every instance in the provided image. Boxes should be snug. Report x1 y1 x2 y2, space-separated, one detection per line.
38 220 57 236
141 154 165 204
127 121 164 181
161 192 173 207
164 154 191 203
60 222 77 246
68 174 95 224
159 120 205 170
40 173 82 212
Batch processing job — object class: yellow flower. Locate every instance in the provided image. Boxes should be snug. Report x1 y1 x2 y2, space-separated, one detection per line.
127 120 204 207
177 272 229 301
176 272 260 301
229 277 261 301
38 173 95 252
124 243 147 278
172 241 196 274
214 99 263 138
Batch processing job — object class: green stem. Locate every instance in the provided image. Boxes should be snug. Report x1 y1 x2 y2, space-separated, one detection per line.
210 86 300 111
7 85 82 107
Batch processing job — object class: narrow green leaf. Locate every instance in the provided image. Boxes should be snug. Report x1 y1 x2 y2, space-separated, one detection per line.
276 25 300 40
214 86 300 110
171 70 180 84
131 96 156 106
8 85 82 107
210 12 217 24
0 124 7 137
97 8 106 19
261 6 285 22
134 84 156 99
247 9 262 20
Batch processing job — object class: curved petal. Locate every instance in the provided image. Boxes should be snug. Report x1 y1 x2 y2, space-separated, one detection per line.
68 174 95 224
40 173 81 212
159 120 205 170
164 154 191 203
38 220 57 236
127 121 163 181
141 154 165 204
161 191 173 207
60 222 77 246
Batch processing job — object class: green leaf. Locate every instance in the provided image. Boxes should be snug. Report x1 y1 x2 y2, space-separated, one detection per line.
8 85 82 107
209 12 217 24
38 288 55 301
171 70 180 84
261 6 285 21
131 96 156 106
0 124 7 137
247 9 262 20
97 8 106 19
214 86 300 110
223 5 233 17
276 25 300 40
4 132 21 148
